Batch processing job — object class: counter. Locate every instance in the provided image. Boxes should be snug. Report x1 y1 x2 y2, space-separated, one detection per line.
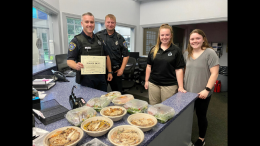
34 77 198 146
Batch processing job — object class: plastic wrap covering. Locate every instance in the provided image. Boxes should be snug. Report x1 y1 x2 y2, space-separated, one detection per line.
86 97 111 112
147 104 175 123
123 99 148 114
65 106 97 126
100 91 121 101
112 94 134 106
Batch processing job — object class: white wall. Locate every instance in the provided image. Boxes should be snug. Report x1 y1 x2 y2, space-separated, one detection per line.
140 0 227 26
39 0 227 59
41 0 60 11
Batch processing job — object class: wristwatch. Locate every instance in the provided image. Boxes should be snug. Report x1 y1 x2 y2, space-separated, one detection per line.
205 87 211 91
108 71 113 74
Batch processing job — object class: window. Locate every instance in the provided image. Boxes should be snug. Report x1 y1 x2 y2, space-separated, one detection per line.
66 17 103 45
143 27 158 55
115 26 131 52
67 17 82 45
33 7 52 65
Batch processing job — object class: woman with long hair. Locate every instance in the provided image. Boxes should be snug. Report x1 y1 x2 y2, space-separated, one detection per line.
145 23 186 105
183 29 219 146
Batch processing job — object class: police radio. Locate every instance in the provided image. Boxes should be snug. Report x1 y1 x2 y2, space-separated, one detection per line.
69 85 86 109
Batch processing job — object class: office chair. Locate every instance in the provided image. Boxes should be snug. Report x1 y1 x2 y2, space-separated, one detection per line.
137 57 147 93
121 57 137 94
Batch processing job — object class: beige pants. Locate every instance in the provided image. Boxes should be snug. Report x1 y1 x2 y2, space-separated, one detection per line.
148 81 178 105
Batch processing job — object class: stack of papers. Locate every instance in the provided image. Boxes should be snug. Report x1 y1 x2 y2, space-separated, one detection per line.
33 78 55 90
33 79 54 85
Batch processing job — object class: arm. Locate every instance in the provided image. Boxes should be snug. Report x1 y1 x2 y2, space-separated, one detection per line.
175 68 187 93
106 55 113 81
115 56 129 76
144 64 152 89
67 60 83 71
198 65 219 99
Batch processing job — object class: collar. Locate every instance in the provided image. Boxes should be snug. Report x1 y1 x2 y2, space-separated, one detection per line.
159 43 173 51
81 31 95 40
104 29 116 37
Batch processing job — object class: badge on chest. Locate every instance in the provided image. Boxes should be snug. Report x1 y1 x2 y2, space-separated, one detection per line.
98 40 101 45
85 47 91 50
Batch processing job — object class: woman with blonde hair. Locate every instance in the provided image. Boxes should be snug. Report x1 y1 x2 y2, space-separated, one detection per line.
145 24 186 105
183 29 219 146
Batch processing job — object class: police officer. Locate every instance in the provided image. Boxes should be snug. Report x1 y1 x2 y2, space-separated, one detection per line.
67 12 113 92
96 14 129 93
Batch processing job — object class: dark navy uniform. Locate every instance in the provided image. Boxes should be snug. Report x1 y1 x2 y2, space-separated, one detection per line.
96 29 129 93
67 31 108 92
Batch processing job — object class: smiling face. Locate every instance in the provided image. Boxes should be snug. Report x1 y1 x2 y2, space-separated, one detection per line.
159 28 172 46
81 15 95 35
189 33 204 50
105 17 116 31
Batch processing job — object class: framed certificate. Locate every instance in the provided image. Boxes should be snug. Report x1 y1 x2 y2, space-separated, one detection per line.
80 55 106 74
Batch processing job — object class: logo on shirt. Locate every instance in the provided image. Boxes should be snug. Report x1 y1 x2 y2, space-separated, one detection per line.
123 41 128 48
103 40 106 46
115 41 118 45
69 42 76 51
98 40 101 45
168 52 172 56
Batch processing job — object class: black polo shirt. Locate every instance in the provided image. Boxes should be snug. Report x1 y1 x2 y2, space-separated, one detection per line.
96 29 129 66
147 44 185 86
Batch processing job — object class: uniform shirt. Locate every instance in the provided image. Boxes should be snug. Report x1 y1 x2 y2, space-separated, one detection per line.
96 29 129 66
67 31 108 61
147 44 185 86
183 48 219 97
67 31 108 85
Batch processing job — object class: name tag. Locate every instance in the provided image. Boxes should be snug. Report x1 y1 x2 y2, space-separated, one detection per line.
85 47 91 49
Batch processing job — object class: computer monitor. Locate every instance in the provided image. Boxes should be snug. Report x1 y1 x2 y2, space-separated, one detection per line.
55 54 70 73
129 52 140 60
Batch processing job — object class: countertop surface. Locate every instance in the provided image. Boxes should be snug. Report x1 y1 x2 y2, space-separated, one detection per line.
33 63 56 75
34 77 198 146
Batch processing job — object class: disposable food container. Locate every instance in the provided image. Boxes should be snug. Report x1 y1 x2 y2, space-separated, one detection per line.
86 97 111 112
80 138 108 146
80 116 113 137
123 99 148 114
100 91 121 101
112 94 134 106
43 126 84 146
100 106 127 121
127 113 157 132
107 125 144 146
65 106 97 127
147 104 175 124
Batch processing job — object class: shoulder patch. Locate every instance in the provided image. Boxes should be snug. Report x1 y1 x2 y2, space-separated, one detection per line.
123 41 128 48
69 42 76 51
